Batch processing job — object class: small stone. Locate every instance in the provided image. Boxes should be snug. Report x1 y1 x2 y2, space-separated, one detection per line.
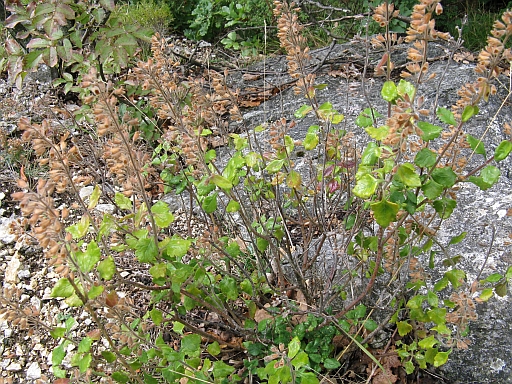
26 362 42 380
17 269 30 279
79 186 94 200
0 217 16 245
5 362 22 371
4 253 21 283
94 204 115 214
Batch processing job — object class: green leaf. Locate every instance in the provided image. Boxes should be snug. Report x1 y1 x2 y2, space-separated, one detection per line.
481 165 500 186
226 200 241 212
371 199 399 227
466 134 486 156
210 174 233 190
295 105 313 118
427 291 439 307
406 295 425 309
208 341 221 356
478 288 493 302
135 238 158 263
78 337 93 353
404 360 415 375
364 319 378 331
356 108 382 128
66 216 90 239
461 105 479 122
396 163 421 187
292 351 309 369
115 192 132 210
361 142 381 165
202 193 218 214
445 269 466 289
437 107 457 126
434 350 451 367
88 185 101 209
494 140 512 162
303 131 319 150
421 179 444 199
299 372 320 384
76 241 101 273
149 263 166 280
288 336 301 359
151 201 174 228
353 174 379 199
397 321 413 336
286 170 302 188
381 80 398 102
50 327 66 338
213 360 235 379
102 351 117 363
98 256 116 280
52 343 66 366
397 79 415 99
181 334 201 357
150 309 163 326
482 273 503 283
365 125 390 140
166 237 191 258
431 167 457 188
324 358 341 369
51 278 74 298
220 276 238 300
433 198 456 219
418 335 438 349
427 308 446 325
415 148 437 168
495 282 508 297
256 237 269 252
417 121 443 141
88 285 104 300
434 276 449 292
112 371 130 383
265 159 285 173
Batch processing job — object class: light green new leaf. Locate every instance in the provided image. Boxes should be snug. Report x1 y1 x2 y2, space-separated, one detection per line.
76 241 101 273
115 192 132 210
66 216 90 239
419 335 438 349
51 278 74 298
365 125 390 141
434 350 451 367
381 80 398 102
361 142 381 165
304 131 319 150
396 163 421 187
353 174 379 199
88 185 101 210
208 341 221 356
166 237 191 258
445 269 466 289
356 108 382 128
478 288 494 302
288 336 301 359
397 79 416 99
295 104 313 118
151 201 175 228
427 308 446 325
481 165 500 185
88 285 104 300
371 199 399 227
494 140 512 162
150 308 163 326
265 159 285 173
417 121 443 141
226 200 241 212
98 256 116 280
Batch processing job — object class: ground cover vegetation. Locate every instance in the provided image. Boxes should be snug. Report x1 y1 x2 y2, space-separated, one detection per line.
0 0 511 383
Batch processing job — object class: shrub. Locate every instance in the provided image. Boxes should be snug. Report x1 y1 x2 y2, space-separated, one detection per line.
1 0 512 383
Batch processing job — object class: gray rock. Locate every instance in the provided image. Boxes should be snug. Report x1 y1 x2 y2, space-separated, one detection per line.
26 361 42 380
227 38 512 383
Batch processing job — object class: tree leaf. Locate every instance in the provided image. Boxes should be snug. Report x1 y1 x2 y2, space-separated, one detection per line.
88 284 104 300
210 174 233 190
220 276 238 300
494 140 512 162
466 134 486 156
415 148 437 168
419 335 438 349
353 174 379 199
481 165 500 186
365 125 389 140
226 200 241 212
397 321 412 336
212 360 235 379
381 80 398 102
166 237 191 258
356 108 382 127
135 238 158 263
361 142 381 165
433 198 456 218
288 336 301 359
286 170 302 188
151 201 174 228
181 334 201 357
51 278 74 298
427 308 446 325
371 199 399 227
478 288 493 302
461 105 479 122
445 269 466 289
431 167 457 188
265 159 285 173
294 105 313 118
396 163 421 187
76 241 101 273
115 192 132 210
421 179 443 199
433 350 451 367
397 79 415 99
437 107 456 126
98 256 116 280
202 193 218 214
417 121 443 141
